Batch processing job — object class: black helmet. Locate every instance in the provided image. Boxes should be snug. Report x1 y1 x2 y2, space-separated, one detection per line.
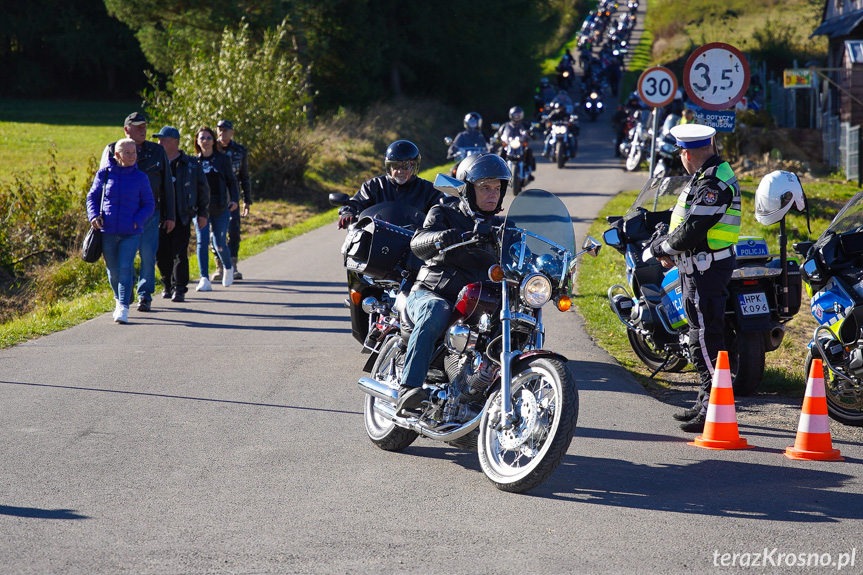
384 140 420 184
455 153 512 215
463 112 482 131
540 77 550 87
508 106 524 122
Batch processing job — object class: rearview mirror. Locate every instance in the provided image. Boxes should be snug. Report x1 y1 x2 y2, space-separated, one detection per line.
433 173 467 197
444 136 453 146
328 192 350 207
603 228 622 249
582 236 602 257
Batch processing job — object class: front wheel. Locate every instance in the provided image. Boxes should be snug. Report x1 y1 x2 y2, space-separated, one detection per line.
512 173 523 196
556 142 566 169
364 336 419 451
625 144 643 171
478 357 578 493
805 350 863 426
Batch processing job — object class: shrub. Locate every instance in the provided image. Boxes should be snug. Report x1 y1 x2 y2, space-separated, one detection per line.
142 19 312 198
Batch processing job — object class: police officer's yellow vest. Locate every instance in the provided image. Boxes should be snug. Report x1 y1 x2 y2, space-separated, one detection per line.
669 162 741 250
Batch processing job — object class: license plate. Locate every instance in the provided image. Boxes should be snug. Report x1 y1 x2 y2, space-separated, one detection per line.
738 292 769 316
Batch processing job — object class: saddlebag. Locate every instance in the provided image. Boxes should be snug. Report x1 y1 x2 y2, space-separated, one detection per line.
341 217 417 282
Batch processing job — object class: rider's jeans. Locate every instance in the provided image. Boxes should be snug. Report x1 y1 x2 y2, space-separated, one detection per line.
400 289 453 389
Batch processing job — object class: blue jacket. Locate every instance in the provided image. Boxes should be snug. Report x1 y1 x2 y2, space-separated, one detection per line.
87 164 155 235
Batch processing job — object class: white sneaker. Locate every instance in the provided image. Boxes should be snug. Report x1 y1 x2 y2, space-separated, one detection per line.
115 306 128 324
196 277 213 292
222 268 233 287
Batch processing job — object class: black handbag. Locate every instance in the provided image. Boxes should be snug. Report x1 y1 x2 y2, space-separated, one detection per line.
81 181 106 263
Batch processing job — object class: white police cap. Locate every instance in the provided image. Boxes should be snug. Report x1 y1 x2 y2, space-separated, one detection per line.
669 123 716 149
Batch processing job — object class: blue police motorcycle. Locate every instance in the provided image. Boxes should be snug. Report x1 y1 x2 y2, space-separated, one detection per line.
603 177 801 396
795 189 863 426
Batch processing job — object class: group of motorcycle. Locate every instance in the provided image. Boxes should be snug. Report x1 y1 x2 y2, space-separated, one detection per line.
601 171 863 428
329 178 603 493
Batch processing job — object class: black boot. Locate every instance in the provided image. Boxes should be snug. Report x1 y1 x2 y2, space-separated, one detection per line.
679 412 706 433
396 386 428 415
671 406 702 422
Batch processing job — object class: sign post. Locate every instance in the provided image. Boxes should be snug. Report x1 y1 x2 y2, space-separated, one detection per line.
637 66 678 177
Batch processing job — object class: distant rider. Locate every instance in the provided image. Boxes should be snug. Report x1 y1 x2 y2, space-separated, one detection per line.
447 112 488 164
494 106 536 181
337 140 445 229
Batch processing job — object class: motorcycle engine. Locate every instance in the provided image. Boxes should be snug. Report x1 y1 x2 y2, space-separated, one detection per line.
446 351 497 402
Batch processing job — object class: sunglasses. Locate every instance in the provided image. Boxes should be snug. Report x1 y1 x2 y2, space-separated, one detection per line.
198 135 213 141
389 161 414 171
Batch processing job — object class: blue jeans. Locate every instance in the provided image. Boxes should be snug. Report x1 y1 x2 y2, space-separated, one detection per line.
102 233 141 307
401 290 453 388
136 210 160 303
195 208 231 277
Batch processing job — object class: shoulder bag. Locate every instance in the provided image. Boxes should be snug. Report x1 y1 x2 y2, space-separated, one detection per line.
81 179 107 263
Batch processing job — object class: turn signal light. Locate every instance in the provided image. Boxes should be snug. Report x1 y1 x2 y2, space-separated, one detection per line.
557 296 572 311
488 264 505 282
351 290 362 305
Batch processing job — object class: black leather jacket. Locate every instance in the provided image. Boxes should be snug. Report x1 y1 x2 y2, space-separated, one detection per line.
411 200 503 303
171 151 210 225
222 139 252 205
339 175 444 218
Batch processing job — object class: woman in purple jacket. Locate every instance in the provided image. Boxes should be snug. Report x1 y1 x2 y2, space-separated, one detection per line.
87 138 155 323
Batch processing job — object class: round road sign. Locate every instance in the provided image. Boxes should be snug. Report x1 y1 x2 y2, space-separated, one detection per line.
637 66 678 108
683 43 750 111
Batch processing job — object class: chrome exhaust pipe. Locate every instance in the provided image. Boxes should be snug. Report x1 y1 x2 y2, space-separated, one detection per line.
358 377 398 402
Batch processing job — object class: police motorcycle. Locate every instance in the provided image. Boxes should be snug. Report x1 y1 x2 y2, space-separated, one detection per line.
651 114 685 179
603 176 802 396
357 175 602 493
792 179 863 426
328 194 427 361
542 103 580 169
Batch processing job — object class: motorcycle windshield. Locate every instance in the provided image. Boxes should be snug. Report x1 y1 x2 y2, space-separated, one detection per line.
824 190 863 235
501 189 575 285
626 176 691 215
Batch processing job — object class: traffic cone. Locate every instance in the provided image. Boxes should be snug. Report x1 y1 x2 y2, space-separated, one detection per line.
785 359 843 461
689 351 752 450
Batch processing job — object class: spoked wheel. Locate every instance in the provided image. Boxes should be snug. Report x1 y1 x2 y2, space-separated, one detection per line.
625 144 643 171
626 329 688 372
364 336 418 451
805 350 863 426
478 357 578 493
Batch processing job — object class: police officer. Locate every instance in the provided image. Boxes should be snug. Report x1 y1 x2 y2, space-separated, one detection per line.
648 124 741 433
337 140 444 229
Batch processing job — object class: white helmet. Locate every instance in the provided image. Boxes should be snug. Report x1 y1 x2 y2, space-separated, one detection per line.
754 170 806 225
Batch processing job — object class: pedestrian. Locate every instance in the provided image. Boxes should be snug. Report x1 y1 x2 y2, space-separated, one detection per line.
153 126 210 302
100 113 175 313
648 124 741 433
214 119 252 281
88 138 155 324
336 140 444 229
193 126 239 291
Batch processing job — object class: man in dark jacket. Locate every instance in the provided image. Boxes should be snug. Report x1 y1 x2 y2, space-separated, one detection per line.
395 153 512 414
100 112 176 312
337 140 444 229
153 126 210 302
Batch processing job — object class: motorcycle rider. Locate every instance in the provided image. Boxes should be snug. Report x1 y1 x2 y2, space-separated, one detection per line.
551 89 574 114
648 124 741 433
447 112 488 165
534 77 557 115
395 154 512 414
337 140 445 229
494 106 536 181
541 101 578 159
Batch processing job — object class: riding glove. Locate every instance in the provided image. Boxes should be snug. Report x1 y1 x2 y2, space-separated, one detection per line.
338 214 357 229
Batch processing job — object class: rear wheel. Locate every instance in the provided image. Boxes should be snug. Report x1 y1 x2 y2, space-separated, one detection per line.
726 326 765 396
478 357 578 493
364 336 418 451
627 329 688 372
805 350 863 426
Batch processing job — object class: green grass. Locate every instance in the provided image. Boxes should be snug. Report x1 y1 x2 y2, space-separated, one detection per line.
0 99 138 183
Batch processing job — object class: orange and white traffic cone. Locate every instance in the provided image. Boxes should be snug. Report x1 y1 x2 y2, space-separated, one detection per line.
785 359 843 461
690 350 752 450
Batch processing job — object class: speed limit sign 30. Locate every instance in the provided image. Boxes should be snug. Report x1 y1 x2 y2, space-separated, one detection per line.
684 42 750 111
637 66 678 108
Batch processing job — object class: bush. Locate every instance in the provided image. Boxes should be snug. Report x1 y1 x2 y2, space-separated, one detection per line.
143 19 312 198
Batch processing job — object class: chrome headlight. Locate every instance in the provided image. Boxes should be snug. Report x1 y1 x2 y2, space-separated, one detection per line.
520 273 552 308
553 125 567 134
